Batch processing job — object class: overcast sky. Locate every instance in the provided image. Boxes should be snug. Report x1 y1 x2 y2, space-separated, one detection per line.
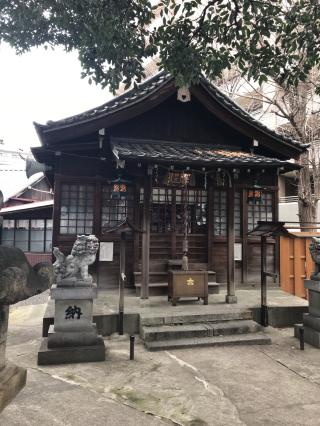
0 43 112 151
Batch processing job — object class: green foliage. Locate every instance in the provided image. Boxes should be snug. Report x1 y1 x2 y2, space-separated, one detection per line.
0 0 319 92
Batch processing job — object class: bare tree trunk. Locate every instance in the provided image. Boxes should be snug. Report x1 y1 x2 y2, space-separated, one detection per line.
298 151 317 230
284 82 318 229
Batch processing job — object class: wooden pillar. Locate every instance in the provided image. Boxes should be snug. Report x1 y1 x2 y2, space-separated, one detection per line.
261 235 268 326
133 183 140 268
93 179 102 236
226 184 237 303
119 232 126 334
241 189 248 284
273 189 280 283
52 174 62 250
207 185 213 270
141 173 152 299
171 189 176 258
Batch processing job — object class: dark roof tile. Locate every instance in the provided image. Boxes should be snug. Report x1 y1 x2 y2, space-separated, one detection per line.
111 138 297 170
35 71 307 154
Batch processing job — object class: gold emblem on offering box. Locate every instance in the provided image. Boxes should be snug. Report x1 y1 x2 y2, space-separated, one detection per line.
186 277 195 286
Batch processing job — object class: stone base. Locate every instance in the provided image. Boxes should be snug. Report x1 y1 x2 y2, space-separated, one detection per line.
304 326 320 348
225 295 237 304
294 323 320 348
0 362 27 413
303 313 320 332
37 337 106 365
47 324 99 348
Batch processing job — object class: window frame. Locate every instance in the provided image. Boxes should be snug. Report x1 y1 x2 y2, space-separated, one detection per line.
59 183 95 235
1 218 53 253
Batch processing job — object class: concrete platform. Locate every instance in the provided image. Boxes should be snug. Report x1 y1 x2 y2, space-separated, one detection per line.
42 288 308 337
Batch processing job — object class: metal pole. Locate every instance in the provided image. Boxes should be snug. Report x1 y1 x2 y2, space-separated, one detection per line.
299 327 305 350
261 235 268 327
130 335 135 360
119 232 126 335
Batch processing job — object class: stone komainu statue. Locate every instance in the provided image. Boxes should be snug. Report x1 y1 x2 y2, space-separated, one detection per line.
0 246 53 305
53 234 99 283
309 237 320 281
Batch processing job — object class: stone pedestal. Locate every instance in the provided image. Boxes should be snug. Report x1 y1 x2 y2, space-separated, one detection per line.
38 280 105 365
294 279 320 348
0 306 27 413
0 362 27 413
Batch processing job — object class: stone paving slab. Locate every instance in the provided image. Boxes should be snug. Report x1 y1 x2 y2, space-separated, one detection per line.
2 300 320 425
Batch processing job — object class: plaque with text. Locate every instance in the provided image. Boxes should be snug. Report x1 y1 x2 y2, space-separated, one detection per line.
99 242 114 261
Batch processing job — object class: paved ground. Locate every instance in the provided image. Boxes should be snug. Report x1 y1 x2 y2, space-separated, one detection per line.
1 298 320 426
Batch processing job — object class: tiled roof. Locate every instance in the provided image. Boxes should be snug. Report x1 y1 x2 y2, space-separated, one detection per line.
111 138 297 169
0 199 53 215
36 72 172 130
198 76 306 150
34 71 306 154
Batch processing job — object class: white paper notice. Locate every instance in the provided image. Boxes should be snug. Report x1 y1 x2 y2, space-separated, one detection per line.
99 242 114 261
234 243 242 261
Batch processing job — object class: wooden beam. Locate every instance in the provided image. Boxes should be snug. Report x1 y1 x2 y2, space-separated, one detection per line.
226 184 237 303
141 173 152 299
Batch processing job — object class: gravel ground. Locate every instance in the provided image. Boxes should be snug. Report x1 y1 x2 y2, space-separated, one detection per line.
12 290 50 308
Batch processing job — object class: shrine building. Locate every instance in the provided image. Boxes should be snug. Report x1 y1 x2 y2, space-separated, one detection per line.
32 72 307 300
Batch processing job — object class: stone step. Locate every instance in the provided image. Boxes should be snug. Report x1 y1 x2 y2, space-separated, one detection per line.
144 332 271 351
134 270 216 285
140 309 253 327
135 281 219 296
141 320 261 342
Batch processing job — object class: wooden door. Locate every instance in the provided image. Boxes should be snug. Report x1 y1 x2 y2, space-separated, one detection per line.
138 187 208 271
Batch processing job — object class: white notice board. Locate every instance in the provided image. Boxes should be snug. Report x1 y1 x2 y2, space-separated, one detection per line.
234 243 242 261
99 242 114 261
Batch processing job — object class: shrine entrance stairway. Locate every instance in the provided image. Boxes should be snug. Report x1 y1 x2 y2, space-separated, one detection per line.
140 308 271 351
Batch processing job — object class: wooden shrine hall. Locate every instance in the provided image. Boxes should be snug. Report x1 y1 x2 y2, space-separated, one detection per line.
32 72 307 302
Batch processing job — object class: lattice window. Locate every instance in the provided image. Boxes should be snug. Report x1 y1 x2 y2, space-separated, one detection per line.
213 190 241 237
45 219 53 252
150 188 172 233
234 191 241 237
15 219 29 251
1 219 53 253
1 219 14 247
176 189 207 234
213 190 227 236
101 185 134 232
30 219 45 252
60 184 94 235
248 191 274 232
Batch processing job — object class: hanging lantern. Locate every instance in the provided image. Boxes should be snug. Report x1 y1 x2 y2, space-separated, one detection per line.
111 177 130 199
247 187 262 204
